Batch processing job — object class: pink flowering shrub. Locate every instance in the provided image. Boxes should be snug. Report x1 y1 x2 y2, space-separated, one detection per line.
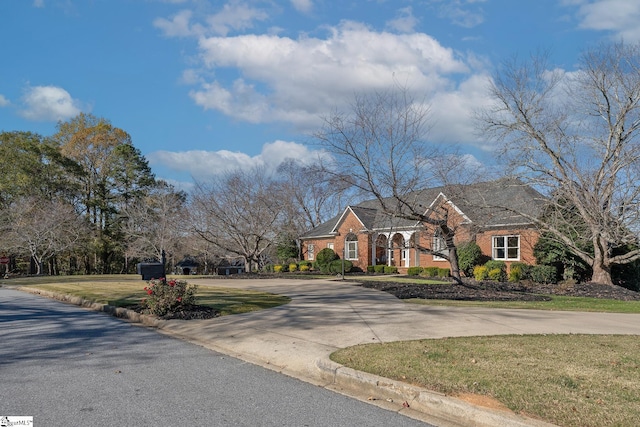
142 278 198 316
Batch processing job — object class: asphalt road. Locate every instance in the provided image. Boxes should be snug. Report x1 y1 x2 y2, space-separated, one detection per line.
0 287 432 427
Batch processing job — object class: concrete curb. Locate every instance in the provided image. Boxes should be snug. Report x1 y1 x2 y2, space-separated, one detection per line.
13 286 167 329
315 358 557 427
11 285 558 427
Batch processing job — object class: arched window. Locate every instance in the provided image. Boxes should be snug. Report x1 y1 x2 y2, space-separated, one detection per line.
345 233 358 260
432 230 448 261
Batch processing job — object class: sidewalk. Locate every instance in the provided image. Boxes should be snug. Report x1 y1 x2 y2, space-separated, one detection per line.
14 278 640 426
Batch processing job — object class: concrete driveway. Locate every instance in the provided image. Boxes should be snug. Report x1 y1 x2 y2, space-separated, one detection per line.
163 278 640 376
13 277 640 426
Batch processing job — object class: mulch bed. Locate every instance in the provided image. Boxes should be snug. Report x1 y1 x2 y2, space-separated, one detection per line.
128 304 220 320
349 279 640 302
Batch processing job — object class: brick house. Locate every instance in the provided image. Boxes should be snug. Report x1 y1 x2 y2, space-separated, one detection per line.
299 179 546 275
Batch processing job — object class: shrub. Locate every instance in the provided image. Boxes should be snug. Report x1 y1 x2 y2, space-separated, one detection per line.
288 263 298 272
316 248 339 273
142 278 198 317
530 265 558 284
264 264 274 273
488 268 504 281
367 265 375 273
299 264 310 272
384 266 398 274
329 259 353 274
437 268 450 278
374 265 386 273
273 264 284 273
407 267 423 276
458 241 485 277
474 265 488 281
483 260 506 281
421 266 439 277
509 265 523 282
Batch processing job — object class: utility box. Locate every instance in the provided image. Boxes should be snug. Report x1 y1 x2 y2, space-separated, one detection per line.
137 262 165 281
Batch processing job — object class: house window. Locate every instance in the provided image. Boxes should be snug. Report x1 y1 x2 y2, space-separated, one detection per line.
432 232 447 261
308 244 315 260
327 243 334 250
345 234 358 260
493 235 520 260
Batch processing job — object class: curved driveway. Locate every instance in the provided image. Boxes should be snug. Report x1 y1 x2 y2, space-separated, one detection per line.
163 278 640 382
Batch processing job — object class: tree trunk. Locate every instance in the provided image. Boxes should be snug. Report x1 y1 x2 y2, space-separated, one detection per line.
592 241 614 285
448 246 462 283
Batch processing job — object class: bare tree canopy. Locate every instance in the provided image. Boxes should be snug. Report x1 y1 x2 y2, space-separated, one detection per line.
0 197 90 275
478 42 640 285
315 87 470 281
190 167 281 272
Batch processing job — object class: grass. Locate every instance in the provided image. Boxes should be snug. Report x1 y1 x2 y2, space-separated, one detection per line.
350 275 449 285
3 275 290 316
406 295 640 313
331 334 640 427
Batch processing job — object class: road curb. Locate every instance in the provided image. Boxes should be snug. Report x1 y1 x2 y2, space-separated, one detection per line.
13 286 168 328
315 358 557 427
11 285 558 427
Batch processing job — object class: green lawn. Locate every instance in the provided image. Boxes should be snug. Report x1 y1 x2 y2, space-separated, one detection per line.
332 334 640 427
406 295 640 313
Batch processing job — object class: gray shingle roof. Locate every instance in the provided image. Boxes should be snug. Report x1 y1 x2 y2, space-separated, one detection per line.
300 178 546 239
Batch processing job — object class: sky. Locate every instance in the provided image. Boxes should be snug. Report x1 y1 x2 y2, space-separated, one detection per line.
1 0 639 190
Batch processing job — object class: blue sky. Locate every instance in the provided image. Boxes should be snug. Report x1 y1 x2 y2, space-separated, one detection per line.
1 0 638 189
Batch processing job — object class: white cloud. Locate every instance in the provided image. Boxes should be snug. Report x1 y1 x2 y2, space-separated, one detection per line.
155 2 269 38
190 21 470 130
19 85 84 121
147 140 325 182
33 0 44 8
571 0 640 41
206 1 269 36
386 7 419 34
429 73 494 147
290 0 313 13
0 95 9 107
429 0 486 28
154 9 201 37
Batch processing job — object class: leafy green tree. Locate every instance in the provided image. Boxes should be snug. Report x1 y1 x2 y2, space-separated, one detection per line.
53 113 156 273
0 131 81 207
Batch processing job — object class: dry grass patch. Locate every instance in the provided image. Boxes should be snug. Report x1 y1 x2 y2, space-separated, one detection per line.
5 275 290 316
331 334 640 427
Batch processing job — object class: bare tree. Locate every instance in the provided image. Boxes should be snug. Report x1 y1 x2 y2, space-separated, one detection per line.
277 158 352 231
0 197 90 275
478 42 640 286
190 167 281 272
121 181 187 269
314 87 469 281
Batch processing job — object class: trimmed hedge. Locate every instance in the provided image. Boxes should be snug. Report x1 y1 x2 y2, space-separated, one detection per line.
407 267 423 276
374 265 386 273
384 266 398 274
329 259 353 274
437 268 450 278
422 266 440 277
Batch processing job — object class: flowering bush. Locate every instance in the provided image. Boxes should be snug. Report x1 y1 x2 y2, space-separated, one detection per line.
142 278 198 316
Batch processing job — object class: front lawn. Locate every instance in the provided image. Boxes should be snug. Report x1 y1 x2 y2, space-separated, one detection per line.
332 334 640 427
3 275 290 316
